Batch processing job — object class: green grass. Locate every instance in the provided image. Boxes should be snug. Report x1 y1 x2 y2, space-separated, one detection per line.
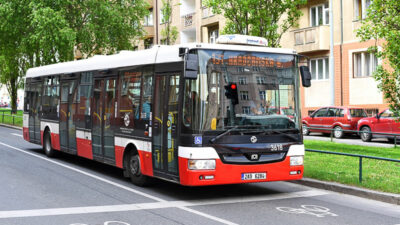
0 109 23 127
304 140 400 194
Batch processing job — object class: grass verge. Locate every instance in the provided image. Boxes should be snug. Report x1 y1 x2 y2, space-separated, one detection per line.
0 109 23 127
304 140 400 194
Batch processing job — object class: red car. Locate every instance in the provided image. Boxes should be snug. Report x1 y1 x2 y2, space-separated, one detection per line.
357 109 400 142
302 106 367 138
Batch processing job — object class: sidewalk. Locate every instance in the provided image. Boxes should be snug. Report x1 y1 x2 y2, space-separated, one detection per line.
0 123 22 130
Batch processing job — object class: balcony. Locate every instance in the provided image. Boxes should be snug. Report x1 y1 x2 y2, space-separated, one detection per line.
292 25 330 53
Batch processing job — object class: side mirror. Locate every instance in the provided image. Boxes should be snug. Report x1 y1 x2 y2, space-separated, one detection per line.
184 53 198 79
376 113 380 119
300 66 312 87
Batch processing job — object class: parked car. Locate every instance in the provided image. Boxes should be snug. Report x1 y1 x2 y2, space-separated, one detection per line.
357 109 400 142
302 106 367 138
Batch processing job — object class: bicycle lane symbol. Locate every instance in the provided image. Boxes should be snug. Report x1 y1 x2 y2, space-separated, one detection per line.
276 205 338 218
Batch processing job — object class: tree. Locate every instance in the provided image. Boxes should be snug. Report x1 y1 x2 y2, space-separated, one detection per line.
357 0 400 119
0 0 149 113
204 0 307 47
160 0 178 45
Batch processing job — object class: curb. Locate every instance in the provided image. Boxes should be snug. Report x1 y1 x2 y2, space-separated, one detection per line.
290 178 400 205
0 123 22 130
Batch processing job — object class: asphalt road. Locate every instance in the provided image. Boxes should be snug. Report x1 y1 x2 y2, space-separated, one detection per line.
0 126 399 225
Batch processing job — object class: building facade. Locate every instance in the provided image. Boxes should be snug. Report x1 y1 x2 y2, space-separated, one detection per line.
137 0 226 49
280 0 387 117
137 0 387 117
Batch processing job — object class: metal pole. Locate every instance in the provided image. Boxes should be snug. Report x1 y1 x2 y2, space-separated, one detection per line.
359 157 363 183
330 129 333 142
330 0 335 106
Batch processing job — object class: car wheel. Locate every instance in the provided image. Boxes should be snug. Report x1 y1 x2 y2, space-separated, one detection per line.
43 131 56 157
302 124 310 136
128 152 151 186
333 126 344 139
360 126 372 142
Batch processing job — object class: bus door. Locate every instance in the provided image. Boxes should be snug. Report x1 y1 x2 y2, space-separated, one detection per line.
92 77 117 162
59 79 78 153
28 82 42 143
152 73 180 179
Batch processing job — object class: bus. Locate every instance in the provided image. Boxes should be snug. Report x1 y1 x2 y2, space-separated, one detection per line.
23 35 311 186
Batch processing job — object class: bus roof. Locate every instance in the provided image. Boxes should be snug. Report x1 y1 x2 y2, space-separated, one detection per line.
26 43 297 78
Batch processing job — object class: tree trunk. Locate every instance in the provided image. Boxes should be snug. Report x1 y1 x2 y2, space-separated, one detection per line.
9 78 18 114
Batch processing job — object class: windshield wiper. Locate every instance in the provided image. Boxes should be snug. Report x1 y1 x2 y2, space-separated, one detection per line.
262 129 300 142
209 125 239 143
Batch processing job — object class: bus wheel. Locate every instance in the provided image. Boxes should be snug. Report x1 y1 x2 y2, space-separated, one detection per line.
43 131 56 157
128 152 151 186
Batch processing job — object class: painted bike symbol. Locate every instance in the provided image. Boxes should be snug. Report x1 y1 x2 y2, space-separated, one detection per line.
276 205 338 218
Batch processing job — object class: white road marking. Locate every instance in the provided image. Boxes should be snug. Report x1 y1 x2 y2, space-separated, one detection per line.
276 205 338 217
11 133 22 137
0 141 239 225
0 190 326 219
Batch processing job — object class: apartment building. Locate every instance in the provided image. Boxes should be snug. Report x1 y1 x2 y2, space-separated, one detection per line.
280 0 387 117
137 0 226 49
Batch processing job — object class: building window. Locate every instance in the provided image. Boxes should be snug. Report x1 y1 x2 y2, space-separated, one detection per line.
256 76 266 84
238 77 247 85
310 3 329 27
240 91 249 100
354 0 371 20
144 38 154 49
242 106 250 114
144 8 153 26
353 52 378 77
209 27 219 43
160 9 164 24
259 91 265 100
309 58 329 80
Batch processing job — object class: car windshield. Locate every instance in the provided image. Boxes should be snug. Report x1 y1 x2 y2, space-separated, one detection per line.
182 49 301 133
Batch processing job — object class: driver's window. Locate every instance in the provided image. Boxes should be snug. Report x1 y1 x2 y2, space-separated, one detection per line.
380 110 393 118
314 108 328 117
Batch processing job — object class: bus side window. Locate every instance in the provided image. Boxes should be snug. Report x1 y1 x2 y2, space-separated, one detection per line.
118 68 142 131
141 67 153 121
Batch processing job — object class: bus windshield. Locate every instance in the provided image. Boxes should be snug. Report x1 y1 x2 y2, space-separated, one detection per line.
183 49 301 133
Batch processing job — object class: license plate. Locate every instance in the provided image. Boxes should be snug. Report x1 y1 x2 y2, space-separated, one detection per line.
241 172 266 180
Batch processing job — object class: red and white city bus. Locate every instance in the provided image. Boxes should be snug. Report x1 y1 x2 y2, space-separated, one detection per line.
23 35 311 186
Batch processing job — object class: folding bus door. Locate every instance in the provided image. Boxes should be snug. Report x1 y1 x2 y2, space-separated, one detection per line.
92 77 117 162
152 73 180 179
59 80 78 153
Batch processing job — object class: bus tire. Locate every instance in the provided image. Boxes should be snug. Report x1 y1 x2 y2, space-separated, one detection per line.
43 131 56 157
128 152 151 186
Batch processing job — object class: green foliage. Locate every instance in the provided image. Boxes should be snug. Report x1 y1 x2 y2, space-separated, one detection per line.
357 0 400 119
160 0 178 45
204 0 307 47
0 0 149 113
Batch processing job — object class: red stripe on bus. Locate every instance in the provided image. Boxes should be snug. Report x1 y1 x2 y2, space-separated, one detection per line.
113 146 153 176
178 157 303 186
76 138 93 159
23 127 29 142
51 133 61 151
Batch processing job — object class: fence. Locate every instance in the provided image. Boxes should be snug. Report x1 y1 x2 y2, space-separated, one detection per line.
0 110 23 127
306 149 400 183
305 127 400 147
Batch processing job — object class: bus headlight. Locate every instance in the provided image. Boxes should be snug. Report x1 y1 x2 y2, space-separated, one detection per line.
290 156 303 166
188 160 216 170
